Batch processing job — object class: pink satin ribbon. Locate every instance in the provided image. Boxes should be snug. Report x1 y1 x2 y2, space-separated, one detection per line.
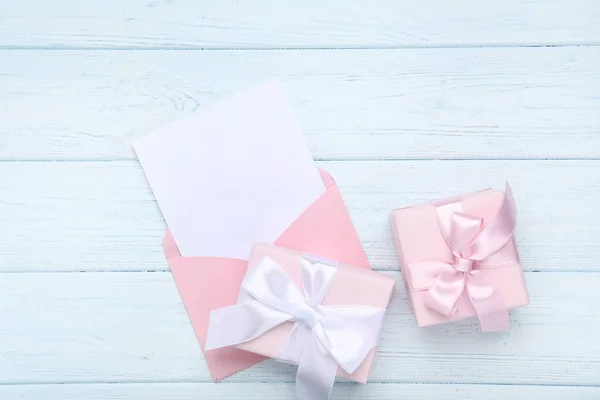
407 184 518 332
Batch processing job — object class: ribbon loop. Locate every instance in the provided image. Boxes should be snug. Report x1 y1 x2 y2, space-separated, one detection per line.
423 269 465 316
448 212 483 257
205 256 386 400
406 184 517 331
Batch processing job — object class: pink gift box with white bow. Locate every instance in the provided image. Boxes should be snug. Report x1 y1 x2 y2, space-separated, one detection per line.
205 243 395 400
390 184 529 331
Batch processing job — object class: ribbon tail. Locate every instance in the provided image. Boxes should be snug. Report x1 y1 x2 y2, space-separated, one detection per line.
424 269 465 316
295 333 338 400
317 306 385 374
205 300 290 350
466 272 509 332
277 323 311 365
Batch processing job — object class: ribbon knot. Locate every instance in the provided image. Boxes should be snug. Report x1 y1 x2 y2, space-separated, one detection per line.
295 304 322 329
205 256 386 400
452 256 474 273
407 184 518 332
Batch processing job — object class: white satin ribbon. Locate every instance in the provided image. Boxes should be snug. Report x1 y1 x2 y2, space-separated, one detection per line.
205 256 386 400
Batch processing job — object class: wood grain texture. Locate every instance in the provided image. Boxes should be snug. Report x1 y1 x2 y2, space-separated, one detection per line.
2 383 599 400
2 271 600 385
1 160 598 272
1 47 599 161
3 0 600 397
2 0 599 49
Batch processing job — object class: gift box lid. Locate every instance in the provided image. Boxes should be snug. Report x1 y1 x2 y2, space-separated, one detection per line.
234 243 395 383
390 187 529 329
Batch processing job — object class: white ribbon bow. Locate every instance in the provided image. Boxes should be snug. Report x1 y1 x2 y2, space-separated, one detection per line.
205 256 386 400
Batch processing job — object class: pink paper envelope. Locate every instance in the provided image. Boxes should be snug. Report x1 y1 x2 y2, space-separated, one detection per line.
390 188 530 328
233 243 395 384
163 169 370 380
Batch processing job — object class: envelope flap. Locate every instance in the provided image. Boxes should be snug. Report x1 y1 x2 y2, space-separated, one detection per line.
275 169 370 269
318 168 336 188
163 229 181 259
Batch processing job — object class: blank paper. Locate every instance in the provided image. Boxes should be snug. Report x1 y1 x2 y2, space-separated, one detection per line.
134 80 325 259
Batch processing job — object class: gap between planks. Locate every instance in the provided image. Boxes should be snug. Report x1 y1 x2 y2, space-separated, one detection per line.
1 382 599 400
2 43 600 51
2 0 600 49
1 157 600 162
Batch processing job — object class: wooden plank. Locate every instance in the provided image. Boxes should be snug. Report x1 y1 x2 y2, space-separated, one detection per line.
1 271 599 385
1 0 599 48
2 382 599 400
1 160 598 272
2 159 600 272
1 47 599 161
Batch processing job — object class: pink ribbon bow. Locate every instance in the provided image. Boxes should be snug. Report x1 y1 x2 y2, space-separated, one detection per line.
407 184 518 332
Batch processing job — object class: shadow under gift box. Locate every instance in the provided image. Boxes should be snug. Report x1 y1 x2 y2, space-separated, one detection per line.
231 243 396 383
390 188 529 328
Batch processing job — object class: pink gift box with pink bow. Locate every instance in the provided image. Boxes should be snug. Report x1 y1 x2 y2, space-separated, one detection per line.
390 185 529 331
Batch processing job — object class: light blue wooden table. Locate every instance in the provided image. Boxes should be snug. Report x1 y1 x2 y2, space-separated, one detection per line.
1 1 599 398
